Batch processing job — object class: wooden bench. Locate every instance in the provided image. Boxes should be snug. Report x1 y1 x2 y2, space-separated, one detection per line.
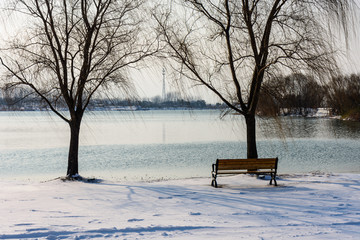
211 158 278 187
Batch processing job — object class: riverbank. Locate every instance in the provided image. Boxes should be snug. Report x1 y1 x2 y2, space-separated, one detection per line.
1 173 359 239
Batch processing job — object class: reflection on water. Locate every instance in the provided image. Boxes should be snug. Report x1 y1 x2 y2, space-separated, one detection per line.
0 110 359 180
0 110 246 149
162 122 166 143
259 117 360 139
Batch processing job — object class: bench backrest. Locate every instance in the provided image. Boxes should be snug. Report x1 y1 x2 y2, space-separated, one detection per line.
216 158 278 171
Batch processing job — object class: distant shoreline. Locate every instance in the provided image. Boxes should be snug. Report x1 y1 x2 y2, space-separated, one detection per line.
1 107 359 122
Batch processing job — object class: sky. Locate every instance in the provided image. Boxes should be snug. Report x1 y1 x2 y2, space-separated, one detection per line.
0 1 220 103
0 1 360 104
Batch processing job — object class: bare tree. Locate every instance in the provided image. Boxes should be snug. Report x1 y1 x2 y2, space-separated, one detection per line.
325 74 360 119
155 0 355 158
0 0 157 179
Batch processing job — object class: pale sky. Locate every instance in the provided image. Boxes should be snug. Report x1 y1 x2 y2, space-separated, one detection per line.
0 1 218 103
0 1 359 104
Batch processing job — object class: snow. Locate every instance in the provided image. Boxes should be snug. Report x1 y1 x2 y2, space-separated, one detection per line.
313 108 331 118
1 174 360 239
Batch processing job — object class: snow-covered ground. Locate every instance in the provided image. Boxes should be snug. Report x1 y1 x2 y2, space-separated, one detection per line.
1 174 360 239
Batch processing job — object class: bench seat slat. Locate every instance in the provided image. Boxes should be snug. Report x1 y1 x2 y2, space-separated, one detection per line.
218 164 276 170
216 171 275 174
218 160 276 165
217 158 276 162
218 162 276 165
218 160 276 163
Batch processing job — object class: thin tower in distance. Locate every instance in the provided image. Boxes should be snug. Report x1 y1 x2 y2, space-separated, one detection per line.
162 68 166 102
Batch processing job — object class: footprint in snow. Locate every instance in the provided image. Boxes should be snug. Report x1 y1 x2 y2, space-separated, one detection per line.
88 219 101 224
158 196 173 199
14 223 34 226
189 212 201 216
128 218 144 222
26 227 49 232
45 235 58 240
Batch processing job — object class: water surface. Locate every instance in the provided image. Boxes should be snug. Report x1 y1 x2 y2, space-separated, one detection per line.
0 110 359 181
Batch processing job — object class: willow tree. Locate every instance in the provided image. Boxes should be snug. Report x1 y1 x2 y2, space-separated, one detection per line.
155 0 355 158
0 0 156 178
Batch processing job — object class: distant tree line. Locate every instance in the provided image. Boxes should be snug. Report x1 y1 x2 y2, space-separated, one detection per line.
136 92 224 109
257 73 360 120
88 96 222 110
2 74 359 117
0 89 223 111
326 74 360 120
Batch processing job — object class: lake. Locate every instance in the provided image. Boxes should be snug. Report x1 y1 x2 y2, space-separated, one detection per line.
0 110 359 181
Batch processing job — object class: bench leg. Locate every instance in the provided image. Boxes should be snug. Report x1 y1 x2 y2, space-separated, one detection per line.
211 173 218 188
270 173 278 186
211 179 218 188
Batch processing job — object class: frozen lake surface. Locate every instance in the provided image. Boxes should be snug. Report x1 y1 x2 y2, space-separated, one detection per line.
0 110 359 180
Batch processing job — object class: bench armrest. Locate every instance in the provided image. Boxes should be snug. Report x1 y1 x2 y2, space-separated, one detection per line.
212 163 217 173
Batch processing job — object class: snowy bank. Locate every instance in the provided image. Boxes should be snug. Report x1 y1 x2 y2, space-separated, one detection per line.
1 174 360 239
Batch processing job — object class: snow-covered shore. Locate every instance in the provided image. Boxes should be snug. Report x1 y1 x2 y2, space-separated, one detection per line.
1 174 360 239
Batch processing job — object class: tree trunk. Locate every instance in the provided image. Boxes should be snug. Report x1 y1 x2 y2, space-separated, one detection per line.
245 114 258 159
67 118 81 177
